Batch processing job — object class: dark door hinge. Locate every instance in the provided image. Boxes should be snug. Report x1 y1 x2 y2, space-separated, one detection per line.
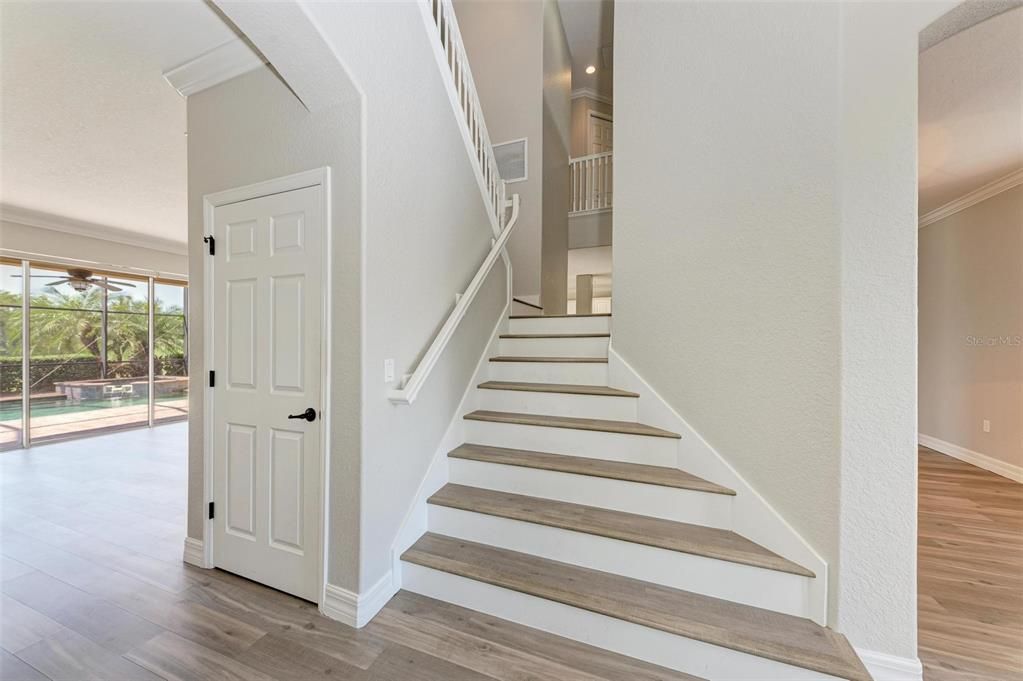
209 370 215 387
208 502 215 520
203 235 215 255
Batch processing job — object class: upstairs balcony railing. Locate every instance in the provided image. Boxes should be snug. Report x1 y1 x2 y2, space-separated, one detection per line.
570 151 613 215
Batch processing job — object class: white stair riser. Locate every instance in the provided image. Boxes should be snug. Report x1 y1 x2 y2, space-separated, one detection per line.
427 507 810 618
488 361 608 385
447 458 730 527
477 388 637 421
498 336 609 358
464 420 678 467
508 316 610 335
400 564 841 681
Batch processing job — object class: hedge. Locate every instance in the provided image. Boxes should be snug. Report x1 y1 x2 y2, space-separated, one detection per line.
0 354 185 395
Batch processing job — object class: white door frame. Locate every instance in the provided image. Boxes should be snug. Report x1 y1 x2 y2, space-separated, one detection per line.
200 167 332 607
586 109 613 155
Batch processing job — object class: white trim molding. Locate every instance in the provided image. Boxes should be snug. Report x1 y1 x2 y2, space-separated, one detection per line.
919 168 1023 228
571 87 612 106
919 434 1023 483
0 204 187 256
163 38 266 98
182 537 208 568
855 648 923 681
321 573 398 628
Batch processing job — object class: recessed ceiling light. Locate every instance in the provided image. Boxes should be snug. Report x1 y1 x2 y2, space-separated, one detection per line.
585 65 596 75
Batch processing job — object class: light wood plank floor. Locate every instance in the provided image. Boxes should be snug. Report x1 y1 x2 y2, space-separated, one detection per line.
3 428 1019 680
0 425 695 680
918 446 1023 681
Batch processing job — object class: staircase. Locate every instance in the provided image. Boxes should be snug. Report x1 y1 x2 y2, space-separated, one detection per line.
399 312 872 681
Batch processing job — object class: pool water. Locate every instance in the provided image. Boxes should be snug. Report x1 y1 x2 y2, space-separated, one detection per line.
0 395 187 419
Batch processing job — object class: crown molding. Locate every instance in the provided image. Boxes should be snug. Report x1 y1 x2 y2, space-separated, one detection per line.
0 204 188 256
163 37 266 97
919 168 1023 228
571 87 612 106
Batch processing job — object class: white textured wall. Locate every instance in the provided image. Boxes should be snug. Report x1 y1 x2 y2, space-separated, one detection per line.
186 66 364 588
919 186 1023 470
835 2 954 657
300 0 506 593
615 0 954 659
615 0 844 617
455 0 544 301
189 0 507 595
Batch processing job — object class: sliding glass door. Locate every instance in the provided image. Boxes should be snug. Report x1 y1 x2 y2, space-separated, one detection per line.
153 282 189 424
0 258 187 450
0 261 23 449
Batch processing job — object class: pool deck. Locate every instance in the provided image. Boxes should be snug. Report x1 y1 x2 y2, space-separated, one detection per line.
0 398 187 447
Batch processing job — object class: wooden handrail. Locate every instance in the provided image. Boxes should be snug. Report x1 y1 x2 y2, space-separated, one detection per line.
388 195 520 405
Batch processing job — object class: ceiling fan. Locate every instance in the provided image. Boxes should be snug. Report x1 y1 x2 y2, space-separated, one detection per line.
15 268 138 293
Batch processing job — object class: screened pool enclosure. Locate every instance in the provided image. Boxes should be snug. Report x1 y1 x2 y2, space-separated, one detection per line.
0 259 188 449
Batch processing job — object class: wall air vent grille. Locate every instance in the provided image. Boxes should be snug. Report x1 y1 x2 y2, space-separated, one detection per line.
493 138 528 183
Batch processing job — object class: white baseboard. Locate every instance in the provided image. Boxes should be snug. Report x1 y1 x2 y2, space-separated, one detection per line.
919 434 1023 483
182 537 207 568
321 572 398 628
855 648 922 681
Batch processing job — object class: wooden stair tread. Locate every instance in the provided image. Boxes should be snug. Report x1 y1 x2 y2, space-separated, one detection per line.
499 333 611 338
381 591 708 681
464 410 681 439
489 356 608 363
402 535 869 681
510 312 611 319
449 443 734 495
428 484 811 576
477 381 637 397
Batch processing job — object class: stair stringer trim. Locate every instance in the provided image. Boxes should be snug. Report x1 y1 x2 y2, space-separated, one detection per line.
607 344 829 626
389 301 510 590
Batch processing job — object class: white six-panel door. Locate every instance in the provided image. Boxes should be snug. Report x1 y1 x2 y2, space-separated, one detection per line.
588 112 613 154
210 185 324 602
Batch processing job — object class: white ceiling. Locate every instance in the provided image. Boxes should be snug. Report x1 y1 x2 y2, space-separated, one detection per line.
919 6 1023 214
0 1 253 247
558 0 613 98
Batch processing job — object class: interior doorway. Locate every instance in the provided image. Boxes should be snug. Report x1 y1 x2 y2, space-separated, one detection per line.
203 170 331 603
916 5 1023 679
587 110 613 155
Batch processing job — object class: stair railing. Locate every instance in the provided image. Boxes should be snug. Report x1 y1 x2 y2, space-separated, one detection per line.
570 151 613 215
391 1 520 404
388 195 519 405
420 0 507 235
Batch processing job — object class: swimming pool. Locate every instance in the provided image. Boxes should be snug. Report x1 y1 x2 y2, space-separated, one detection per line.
0 394 186 419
